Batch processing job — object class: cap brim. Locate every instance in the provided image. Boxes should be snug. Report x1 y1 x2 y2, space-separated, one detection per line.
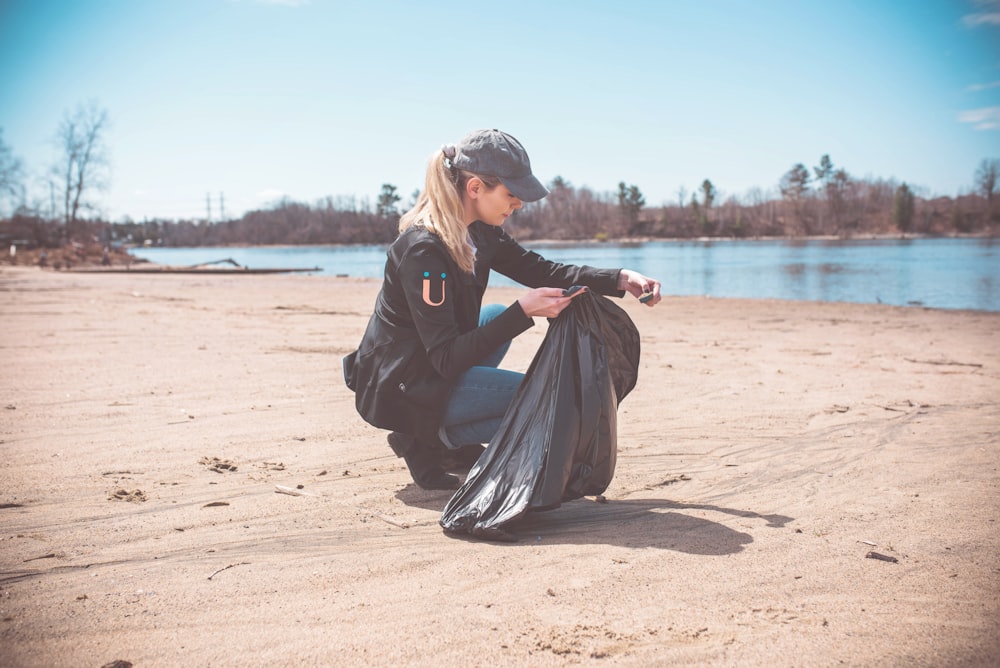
499 174 549 202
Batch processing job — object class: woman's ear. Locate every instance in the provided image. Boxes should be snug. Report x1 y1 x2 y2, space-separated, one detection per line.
465 176 482 200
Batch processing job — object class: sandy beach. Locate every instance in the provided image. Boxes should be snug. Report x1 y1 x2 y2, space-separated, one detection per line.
0 266 997 667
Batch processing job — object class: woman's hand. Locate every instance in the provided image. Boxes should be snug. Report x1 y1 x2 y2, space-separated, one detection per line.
618 269 662 306
517 287 588 318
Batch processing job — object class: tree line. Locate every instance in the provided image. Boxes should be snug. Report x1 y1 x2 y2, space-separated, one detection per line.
1 102 997 250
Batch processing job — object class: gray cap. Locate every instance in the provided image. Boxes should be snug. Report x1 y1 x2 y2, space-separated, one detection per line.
448 129 549 202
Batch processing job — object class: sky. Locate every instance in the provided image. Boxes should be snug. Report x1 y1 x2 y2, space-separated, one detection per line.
1 0 999 222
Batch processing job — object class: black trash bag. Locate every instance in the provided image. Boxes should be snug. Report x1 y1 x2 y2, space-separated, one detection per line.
439 289 641 541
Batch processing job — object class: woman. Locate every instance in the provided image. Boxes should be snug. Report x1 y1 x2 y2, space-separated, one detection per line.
343 129 661 489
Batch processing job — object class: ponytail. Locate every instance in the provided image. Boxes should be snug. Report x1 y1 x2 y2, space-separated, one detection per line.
399 149 500 274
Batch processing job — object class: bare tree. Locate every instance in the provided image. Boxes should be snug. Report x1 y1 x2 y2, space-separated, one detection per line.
53 101 111 237
811 154 835 234
0 128 25 214
827 168 852 235
974 158 999 206
539 176 577 238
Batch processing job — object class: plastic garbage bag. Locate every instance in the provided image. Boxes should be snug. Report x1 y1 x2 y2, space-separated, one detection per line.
440 289 641 541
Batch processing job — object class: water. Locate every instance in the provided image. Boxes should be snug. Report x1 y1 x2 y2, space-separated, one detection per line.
130 237 1000 312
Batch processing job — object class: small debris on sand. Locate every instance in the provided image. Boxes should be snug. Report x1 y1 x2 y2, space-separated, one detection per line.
108 489 146 503
866 551 899 563
200 456 237 473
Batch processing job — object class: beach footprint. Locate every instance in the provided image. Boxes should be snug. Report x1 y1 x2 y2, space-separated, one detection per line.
199 456 237 473
108 488 146 503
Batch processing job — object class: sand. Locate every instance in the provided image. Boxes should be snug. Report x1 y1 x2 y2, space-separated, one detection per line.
0 266 997 667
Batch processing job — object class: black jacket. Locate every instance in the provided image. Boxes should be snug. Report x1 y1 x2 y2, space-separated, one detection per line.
343 221 624 438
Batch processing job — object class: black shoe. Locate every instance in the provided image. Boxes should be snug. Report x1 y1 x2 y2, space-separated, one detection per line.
441 444 485 474
387 432 460 490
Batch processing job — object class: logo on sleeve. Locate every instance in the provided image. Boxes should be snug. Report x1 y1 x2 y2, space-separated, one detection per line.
422 271 446 306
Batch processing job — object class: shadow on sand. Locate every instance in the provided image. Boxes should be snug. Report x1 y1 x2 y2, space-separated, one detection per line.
395 486 792 554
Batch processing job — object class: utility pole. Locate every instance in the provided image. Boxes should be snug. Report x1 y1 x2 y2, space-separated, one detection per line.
219 192 225 221
206 192 212 222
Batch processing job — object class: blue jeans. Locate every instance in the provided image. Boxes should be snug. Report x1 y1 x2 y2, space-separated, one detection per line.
439 303 524 447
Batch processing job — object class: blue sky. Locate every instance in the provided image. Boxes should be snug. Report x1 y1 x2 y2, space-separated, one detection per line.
1 0 998 221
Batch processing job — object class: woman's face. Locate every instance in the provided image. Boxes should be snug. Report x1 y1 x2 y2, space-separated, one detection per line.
465 178 523 227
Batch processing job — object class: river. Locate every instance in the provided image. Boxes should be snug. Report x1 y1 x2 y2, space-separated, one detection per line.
129 237 1000 312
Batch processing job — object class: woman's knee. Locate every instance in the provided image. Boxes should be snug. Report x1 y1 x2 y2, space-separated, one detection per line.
478 302 507 327
477 303 513 367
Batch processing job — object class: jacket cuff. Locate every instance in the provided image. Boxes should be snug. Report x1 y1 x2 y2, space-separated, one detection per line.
607 268 627 298
489 300 534 342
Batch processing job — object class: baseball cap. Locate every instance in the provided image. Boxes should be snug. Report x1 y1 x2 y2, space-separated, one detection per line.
448 129 549 202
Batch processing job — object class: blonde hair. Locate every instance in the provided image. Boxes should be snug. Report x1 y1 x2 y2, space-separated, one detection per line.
399 149 500 274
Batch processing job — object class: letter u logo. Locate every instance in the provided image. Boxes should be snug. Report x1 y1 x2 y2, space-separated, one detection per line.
422 271 446 306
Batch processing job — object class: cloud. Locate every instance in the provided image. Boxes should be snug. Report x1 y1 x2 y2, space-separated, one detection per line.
963 0 1000 28
963 11 1000 26
963 1 1000 26
958 106 1000 130
967 80 1000 92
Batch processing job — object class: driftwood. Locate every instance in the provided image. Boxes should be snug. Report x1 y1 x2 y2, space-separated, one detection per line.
275 484 317 497
865 551 899 563
207 562 250 580
69 265 320 275
904 358 983 368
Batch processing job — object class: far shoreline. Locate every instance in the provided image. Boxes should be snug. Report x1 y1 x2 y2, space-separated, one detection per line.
120 230 999 251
